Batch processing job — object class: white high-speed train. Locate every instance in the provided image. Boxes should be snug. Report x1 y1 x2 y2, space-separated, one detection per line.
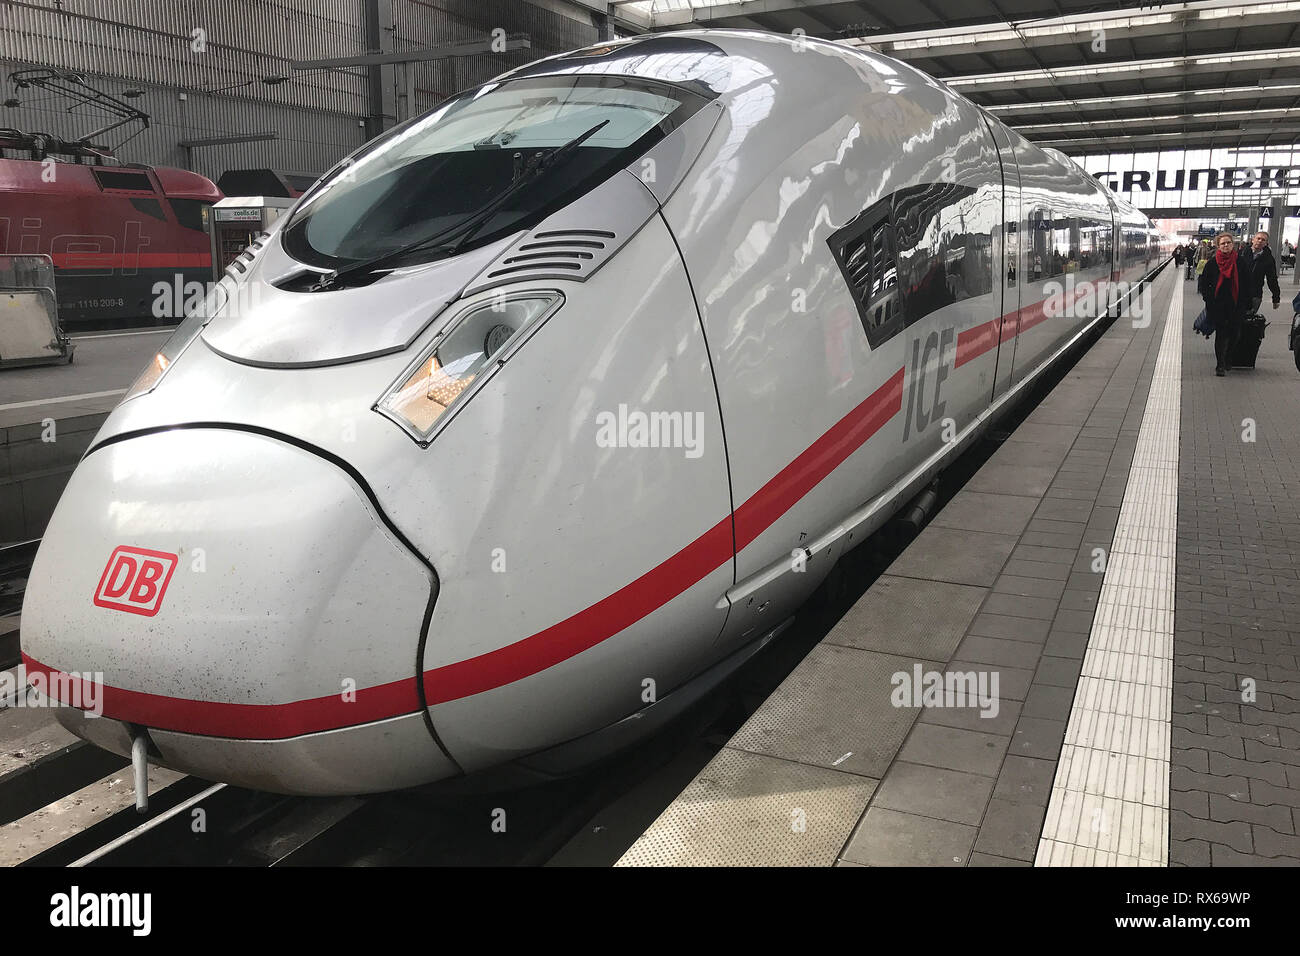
22 31 1163 794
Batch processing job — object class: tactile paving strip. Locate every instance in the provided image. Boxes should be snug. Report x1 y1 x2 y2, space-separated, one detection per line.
1035 276 1181 867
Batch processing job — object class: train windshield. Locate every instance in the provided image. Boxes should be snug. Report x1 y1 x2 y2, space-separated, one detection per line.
282 75 707 271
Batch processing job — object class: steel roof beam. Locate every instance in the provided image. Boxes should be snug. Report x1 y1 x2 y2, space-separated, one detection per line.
1033 125 1300 151
988 83 1300 118
945 48 1300 94
1016 106 1300 136
850 3 1298 58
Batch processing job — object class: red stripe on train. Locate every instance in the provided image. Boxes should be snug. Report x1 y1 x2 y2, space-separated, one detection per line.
51 252 212 269
22 653 420 740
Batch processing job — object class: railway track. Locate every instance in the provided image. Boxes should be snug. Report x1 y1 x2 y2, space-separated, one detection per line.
21 780 371 867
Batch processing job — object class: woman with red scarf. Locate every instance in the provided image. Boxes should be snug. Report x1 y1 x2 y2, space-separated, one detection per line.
1197 231 1245 376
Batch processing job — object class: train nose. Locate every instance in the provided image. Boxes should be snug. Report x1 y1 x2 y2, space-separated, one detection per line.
20 427 457 794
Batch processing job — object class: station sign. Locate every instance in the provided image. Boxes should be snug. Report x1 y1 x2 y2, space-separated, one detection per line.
1092 166 1300 192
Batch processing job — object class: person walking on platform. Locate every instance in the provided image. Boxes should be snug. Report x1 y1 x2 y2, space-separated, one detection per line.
1199 232 1246 376
1239 230 1281 317
1194 239 1211 280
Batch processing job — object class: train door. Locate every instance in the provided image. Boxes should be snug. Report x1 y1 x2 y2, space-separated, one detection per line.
982 116 1022 402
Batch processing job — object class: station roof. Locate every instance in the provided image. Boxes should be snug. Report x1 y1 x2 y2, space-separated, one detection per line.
613 0 1300 155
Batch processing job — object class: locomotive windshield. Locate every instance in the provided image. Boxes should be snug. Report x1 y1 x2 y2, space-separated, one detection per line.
282 74 707 273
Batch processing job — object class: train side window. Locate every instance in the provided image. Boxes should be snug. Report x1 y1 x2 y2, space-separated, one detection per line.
170 198 209 232
1065 216 1080 273
1049 213 1070 277
93 168 154 192
828 201 903 349
1028 207 1054 281
1006 221 1018 286
892 182 988 325
1078 218 1095 271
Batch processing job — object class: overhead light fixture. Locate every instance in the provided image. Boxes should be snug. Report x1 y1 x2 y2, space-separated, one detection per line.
1258 77 1300 88
123 88 144 98
261 76 288 85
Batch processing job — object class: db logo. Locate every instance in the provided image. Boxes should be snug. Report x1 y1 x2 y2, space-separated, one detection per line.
93 546 178 617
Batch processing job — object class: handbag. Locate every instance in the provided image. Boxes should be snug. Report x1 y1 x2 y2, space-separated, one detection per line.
1192 306 1215 338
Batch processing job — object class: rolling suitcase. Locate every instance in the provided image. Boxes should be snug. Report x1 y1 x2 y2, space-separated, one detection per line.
1229 313 1267 368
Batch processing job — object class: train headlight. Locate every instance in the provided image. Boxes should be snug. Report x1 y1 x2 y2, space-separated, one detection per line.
376 291 563 444
123 281 230 402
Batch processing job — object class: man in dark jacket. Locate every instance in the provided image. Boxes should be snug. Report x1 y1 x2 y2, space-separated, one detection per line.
1240 231 1282 316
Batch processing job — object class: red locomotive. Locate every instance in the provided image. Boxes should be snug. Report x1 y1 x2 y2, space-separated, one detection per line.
1 70 221 328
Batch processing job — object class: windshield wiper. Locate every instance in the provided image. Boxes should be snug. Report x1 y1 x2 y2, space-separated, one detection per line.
443 119 611 258
308 120 610 291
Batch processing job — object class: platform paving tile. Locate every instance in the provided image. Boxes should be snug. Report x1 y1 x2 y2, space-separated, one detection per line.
1043 628 1091 660
841 807 977 867
1169 275 1300 865
1010 715 1068 761
965 462 1059 498
968 851 1033 866
1022 683 1077 722
967 612 1052 643
975 798 1047 862
1003 557 1074 582
993 574 1067 600
821 575 985 660
949 659 1035 703
954 635 1044 669
980 593 1059 621
888 526 1018 588
918 695 1021 737
871 761 996 826
898 723 1010 777
993 755 1058 805
930 491 1040 536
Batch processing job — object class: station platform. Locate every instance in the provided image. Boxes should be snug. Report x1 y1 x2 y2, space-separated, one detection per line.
620 264 1300 867
0 329 167 544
